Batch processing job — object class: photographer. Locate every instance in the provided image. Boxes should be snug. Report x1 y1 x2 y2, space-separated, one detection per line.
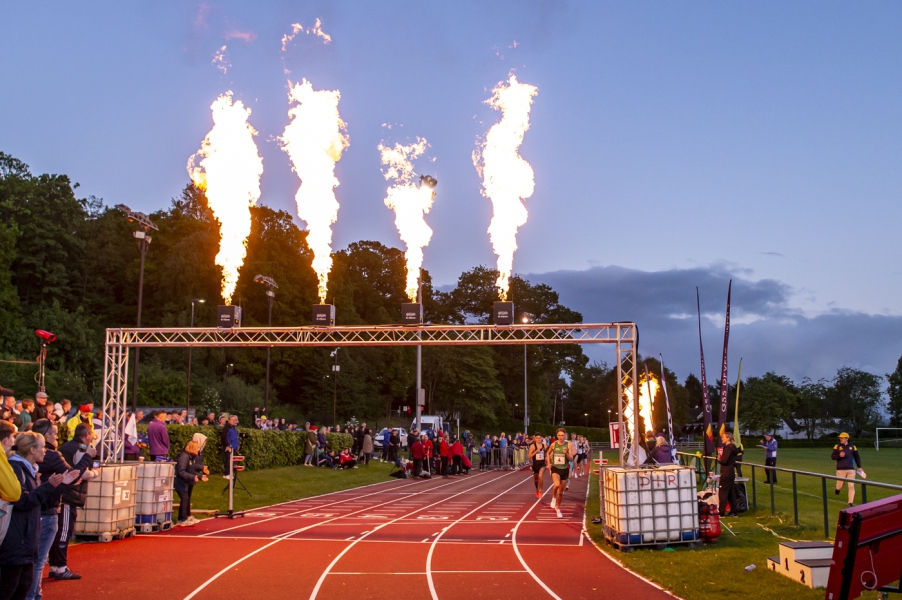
221 415 239 478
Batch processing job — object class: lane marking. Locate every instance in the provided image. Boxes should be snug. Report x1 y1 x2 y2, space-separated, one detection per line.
309 471 521 600
426 475 533 600
183 474 483 599
511 486 564 599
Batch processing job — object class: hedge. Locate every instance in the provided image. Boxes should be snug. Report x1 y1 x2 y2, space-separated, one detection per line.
476 418 610 443
57 422 353 475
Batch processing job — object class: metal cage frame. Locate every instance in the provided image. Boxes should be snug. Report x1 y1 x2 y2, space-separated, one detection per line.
100 322 639 465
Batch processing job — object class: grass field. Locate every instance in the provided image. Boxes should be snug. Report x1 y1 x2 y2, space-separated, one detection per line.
584 446 902 600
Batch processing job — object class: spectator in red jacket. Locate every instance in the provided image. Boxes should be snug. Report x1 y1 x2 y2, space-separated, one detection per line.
449 438 464 476
338 448 358 469
422 435 434 474
438 434 450 478
410 437 426 477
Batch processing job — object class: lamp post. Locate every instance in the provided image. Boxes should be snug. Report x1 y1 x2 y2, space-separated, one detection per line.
415 274 423 432
585 412 589 427
254 275 278 415
116 204 158 412
522 313 532 431
224 363 233 410
331 349 340 427
186 298 205 412
608 409 612 426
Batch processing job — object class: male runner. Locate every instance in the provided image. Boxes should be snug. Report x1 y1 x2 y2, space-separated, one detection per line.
547 428 573 517
577 436 589 476
528 433 547 498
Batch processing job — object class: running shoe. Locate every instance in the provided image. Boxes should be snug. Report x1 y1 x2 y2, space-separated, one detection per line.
550 497 557 509
535 490 541 498
556 509 563 518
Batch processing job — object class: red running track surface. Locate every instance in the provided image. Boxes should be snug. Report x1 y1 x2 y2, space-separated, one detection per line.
46 468 673 599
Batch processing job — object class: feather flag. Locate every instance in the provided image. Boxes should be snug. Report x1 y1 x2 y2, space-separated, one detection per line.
733 358 743 449
660 355 678 463
697 288 714 460
717 280 732 442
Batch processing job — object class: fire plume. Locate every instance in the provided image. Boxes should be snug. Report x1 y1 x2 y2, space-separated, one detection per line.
638 373 659 434
379 138 435 301
280 79 349 303
473 74 538 300
187 92 263 303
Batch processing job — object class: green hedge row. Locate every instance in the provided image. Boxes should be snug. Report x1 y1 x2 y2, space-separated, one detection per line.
57 422 353 475
479 418 611 443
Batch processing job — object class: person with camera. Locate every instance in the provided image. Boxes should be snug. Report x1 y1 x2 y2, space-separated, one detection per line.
0 431 79 599
47 424 98 583
221 415 240 478
27 419 94 597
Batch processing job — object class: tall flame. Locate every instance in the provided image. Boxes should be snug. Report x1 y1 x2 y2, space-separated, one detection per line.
473 74 538 300
187 92 263 303
279 79 349 303
638 374 659 435
379 138 435 301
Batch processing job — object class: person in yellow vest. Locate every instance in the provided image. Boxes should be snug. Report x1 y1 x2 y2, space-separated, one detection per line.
66 404 95 442
0 421 22 503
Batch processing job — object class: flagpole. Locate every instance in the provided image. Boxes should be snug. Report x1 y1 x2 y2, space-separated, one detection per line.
697 288 714 473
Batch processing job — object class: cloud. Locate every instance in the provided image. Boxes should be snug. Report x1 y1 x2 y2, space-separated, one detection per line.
224 30 257 43
524 264 902 383
759 251 785 258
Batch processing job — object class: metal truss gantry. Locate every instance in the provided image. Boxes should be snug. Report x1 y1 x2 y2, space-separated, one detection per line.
101 323 639 466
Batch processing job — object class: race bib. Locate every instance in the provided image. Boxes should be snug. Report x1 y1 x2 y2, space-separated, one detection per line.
535 451 545 461
553 454 566 466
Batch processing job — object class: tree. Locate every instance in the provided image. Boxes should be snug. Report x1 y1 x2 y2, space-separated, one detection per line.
795 377 828 440
885 357 902 427
740 372 797 435
827 367 884 437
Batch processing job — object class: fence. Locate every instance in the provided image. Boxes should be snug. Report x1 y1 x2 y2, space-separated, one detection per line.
676 451 902 538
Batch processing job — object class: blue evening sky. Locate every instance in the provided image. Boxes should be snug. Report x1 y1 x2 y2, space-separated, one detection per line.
2 2 901 381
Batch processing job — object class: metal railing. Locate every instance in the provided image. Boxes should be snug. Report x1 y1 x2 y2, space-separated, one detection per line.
677 451 902 538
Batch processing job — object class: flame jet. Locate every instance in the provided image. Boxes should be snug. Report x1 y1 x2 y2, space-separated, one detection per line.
474 74 538 300
638 373 659 435
187 92 263 303
280 79 349 303
379 138 436 301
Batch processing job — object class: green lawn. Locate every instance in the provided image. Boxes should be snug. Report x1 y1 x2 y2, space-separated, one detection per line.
584 447 902 600
189 460 396 513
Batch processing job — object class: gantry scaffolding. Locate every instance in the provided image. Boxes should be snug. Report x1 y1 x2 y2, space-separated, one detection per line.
100 322 640 466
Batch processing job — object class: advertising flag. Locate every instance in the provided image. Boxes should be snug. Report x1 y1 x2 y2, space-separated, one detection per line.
717 280 732 442
733 358 743 450
697 288 714 460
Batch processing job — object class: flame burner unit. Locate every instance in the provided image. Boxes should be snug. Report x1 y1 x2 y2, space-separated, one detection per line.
217 305 242 328
312 304 335 326
401 303 423 326
493 302 514 325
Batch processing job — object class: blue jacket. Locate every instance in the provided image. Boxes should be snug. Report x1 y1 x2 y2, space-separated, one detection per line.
831 443 861 470
383 430 391 445
226 427 239 451
764 438 778 459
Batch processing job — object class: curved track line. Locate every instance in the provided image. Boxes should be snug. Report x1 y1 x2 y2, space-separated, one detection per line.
183 474 483 599
202 476 424 536
308 470 521 600
510 485 562 599
425 472 532 599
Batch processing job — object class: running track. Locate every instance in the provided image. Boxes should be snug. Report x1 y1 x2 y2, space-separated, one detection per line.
49 468 673 599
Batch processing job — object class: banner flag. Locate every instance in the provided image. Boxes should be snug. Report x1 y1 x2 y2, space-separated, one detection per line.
733 358 743 450
717 279 732 442
660 355 678 463
697 288 714 461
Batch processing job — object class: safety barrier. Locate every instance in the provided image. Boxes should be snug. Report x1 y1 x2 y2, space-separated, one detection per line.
676 451 902 538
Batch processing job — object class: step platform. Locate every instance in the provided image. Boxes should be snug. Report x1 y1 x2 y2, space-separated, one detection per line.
769 541 834 589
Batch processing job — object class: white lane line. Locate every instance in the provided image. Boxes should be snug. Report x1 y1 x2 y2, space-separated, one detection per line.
309 471 521 599
510 486 563 600
426 474 532 600
182 475 482 600
200 476 427 537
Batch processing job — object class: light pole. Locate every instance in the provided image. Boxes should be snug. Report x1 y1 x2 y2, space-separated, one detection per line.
521 313 532 431
331 349 340 427
514 403 519 419
116 204 158 412
415 274 423 432
186 298 205 412
224 363 233 410
585 412 589 427
254 275 278 415
607 409 612 426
